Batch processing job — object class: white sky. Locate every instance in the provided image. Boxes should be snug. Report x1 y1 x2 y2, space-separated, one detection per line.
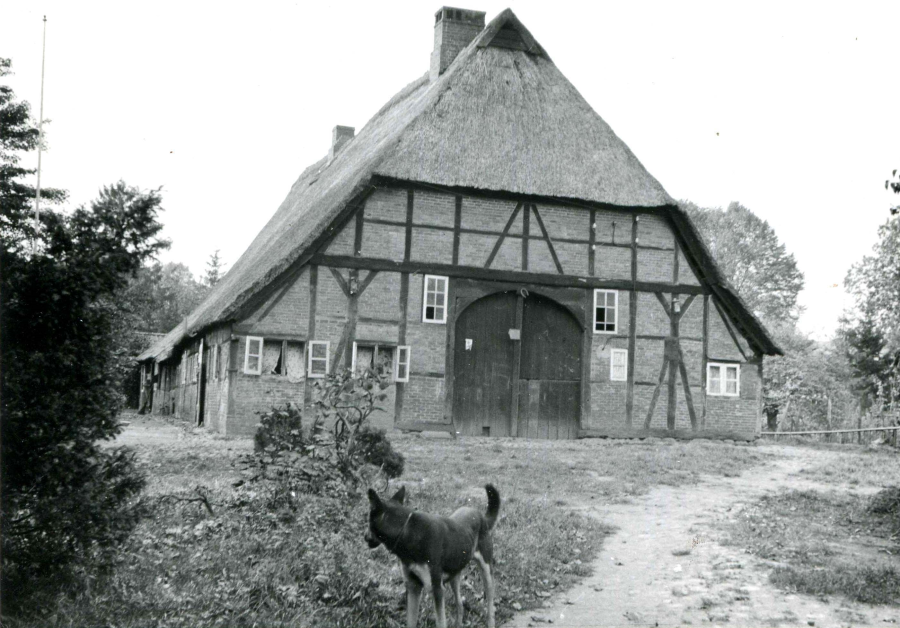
4 1 898 340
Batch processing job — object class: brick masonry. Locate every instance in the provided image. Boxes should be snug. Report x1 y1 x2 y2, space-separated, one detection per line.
151 185 760 439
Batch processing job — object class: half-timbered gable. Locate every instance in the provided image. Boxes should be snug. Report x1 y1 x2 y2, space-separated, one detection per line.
139 6 780 440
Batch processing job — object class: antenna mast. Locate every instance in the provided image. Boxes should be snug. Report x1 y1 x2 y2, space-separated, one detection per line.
33 15 47 239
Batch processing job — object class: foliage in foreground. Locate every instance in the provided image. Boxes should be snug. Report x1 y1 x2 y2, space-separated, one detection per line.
7 467 608 628
1 59 165 616
8 414 772 627
731 490 900 606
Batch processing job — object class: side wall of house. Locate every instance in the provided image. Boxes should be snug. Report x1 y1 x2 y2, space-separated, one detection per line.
172 184 763 439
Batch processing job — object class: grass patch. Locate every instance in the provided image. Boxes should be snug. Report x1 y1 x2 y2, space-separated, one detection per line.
7 415 774 627
771 564 900 605
794 446 900 487
730 489 900 606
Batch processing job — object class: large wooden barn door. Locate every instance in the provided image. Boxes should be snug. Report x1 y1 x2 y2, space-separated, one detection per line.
453 290 581 439
453 291 517 437
517 294 581 439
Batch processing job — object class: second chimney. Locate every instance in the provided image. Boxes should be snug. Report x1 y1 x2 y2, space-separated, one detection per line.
330 125 355 160
430 7 485 81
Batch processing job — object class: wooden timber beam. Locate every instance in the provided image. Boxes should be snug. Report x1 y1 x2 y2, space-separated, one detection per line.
485 202 523 268
531 204 564 274
309 254 707 295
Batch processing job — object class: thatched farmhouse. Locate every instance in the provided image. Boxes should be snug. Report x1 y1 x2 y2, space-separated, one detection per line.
138 7 781 440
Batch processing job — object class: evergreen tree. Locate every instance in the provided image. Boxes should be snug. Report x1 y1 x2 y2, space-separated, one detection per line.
1 59 169 616
204 248 225 287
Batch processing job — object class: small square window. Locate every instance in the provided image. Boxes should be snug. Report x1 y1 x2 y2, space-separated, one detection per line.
423 275 448 323
285 342 306 382
395 346 411 382
308 341 330 378
707 362 739 397
610 349 628 382
244 336 263 375
352 342 397 379
263 340 284 375
593 290 618 334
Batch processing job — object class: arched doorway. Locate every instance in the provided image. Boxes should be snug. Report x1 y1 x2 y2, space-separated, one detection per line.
452 291 582 439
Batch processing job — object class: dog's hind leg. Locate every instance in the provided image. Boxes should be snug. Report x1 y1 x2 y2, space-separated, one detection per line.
473 551 495 628
449 574 463 628
402 564 424 628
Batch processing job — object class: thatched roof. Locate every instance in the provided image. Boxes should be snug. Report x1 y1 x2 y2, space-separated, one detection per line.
140 8 778 362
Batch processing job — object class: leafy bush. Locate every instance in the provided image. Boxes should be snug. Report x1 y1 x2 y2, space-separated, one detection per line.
868 486 900 515
353 425 405 479
253 402 305 453
242 368 404 503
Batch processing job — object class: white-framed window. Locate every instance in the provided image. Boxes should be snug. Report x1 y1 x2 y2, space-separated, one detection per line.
593 289 618 334
395 345 411 382
308 340 330 378
610 348 628 382
707 362 740 397
244 336 263 375
352 342 396 378
423 275 448 323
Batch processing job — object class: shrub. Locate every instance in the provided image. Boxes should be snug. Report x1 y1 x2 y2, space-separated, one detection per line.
242 368 404 503
254 402 305 453
353 425 405 479
868 486 900 515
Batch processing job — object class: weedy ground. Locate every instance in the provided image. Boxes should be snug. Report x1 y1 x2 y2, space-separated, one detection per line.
730 444 900 607
14 413 772 628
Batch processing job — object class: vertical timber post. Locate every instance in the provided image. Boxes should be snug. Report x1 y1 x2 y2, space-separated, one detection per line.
510 293 524 436
304 265 318 407
701 294 709 430
626 214 638 428
396 272 409 422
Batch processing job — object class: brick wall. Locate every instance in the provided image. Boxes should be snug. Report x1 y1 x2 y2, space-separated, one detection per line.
242 268 310 337
155 184 759 440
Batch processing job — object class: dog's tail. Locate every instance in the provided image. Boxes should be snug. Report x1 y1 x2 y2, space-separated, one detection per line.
484 484 500 530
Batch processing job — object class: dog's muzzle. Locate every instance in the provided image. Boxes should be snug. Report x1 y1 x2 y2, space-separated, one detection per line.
364 529 382 549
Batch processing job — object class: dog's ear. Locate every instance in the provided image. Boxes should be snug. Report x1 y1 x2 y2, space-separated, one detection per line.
367 488 382 509
391 486 406 504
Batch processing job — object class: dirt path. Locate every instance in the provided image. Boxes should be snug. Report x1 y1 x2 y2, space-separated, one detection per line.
508 445 899 628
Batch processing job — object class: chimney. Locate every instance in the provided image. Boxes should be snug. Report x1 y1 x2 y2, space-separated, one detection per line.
430 7 485 81
330 125 355 160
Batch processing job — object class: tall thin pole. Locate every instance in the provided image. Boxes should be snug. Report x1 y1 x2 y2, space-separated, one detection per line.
33 15 47 238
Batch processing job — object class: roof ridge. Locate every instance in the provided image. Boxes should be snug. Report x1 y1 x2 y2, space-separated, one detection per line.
475 8 549 60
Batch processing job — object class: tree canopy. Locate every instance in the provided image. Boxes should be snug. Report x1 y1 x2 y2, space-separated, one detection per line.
680 200 804 325
123 261 208 333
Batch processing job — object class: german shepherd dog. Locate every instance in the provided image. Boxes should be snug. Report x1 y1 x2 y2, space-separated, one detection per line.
365 484 500 628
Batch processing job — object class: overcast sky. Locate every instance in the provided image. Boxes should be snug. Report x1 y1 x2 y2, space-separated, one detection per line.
4 1 898 339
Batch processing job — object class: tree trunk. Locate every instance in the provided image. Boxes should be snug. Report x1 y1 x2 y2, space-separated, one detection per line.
766 407 778 432
826 395 832 443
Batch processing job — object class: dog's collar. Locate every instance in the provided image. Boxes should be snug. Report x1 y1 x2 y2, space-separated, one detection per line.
389 512 414 553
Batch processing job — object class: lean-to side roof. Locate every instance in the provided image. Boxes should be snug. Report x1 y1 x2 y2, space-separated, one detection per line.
141 8 779 362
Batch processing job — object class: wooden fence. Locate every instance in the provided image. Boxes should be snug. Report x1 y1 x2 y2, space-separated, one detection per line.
761 424 900 446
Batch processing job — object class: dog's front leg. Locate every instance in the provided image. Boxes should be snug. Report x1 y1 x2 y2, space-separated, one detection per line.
402 564 424 628
430 570 447 628
449 574 464 628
